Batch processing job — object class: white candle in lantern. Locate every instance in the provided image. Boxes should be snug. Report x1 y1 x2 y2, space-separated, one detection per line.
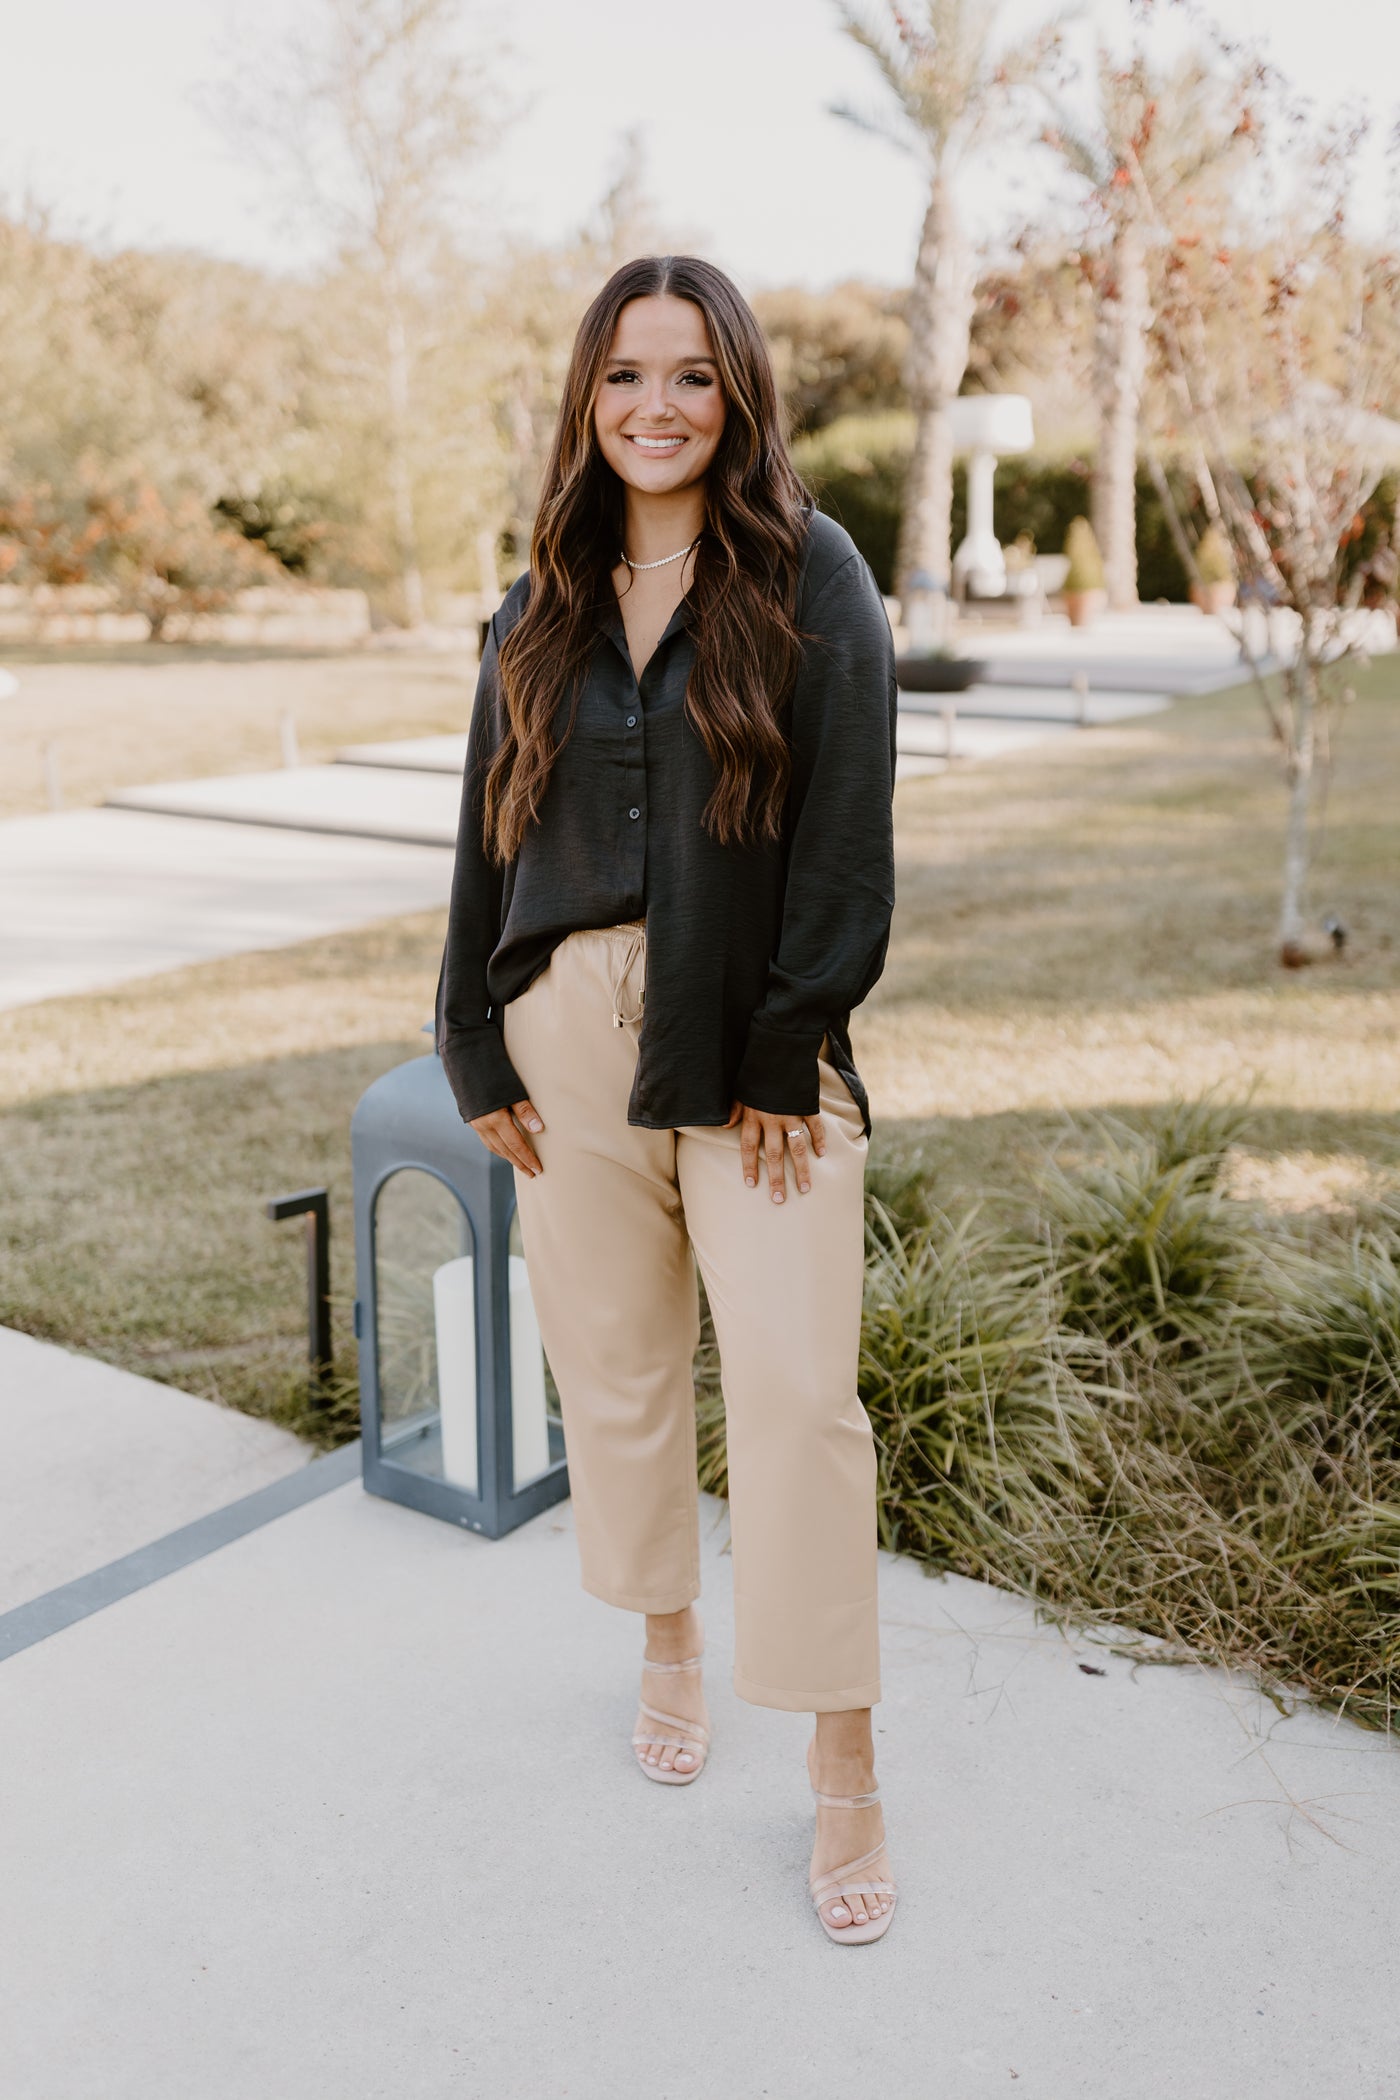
433 1254 477 1491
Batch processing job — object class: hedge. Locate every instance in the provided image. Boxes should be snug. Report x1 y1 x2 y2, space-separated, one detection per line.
790 411 1243 603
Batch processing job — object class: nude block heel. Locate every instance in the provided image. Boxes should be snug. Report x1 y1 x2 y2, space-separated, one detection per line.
631 1654 709 1786
809 1783 898 1945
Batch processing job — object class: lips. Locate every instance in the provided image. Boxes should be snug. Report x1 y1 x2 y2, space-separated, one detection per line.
626 434 687 454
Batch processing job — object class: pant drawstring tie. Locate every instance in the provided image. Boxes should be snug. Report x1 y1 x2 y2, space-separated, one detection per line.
610 925 647 1029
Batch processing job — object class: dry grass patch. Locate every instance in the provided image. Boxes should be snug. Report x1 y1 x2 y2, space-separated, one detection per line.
0 913 447 1440
855 656 1399 1197
0 644 476 818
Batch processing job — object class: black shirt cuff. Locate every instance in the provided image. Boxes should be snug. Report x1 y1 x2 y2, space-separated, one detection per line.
438 1022 527 1124
732 1017 825 1117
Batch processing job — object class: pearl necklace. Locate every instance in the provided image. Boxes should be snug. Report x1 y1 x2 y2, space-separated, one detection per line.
620 535 701 572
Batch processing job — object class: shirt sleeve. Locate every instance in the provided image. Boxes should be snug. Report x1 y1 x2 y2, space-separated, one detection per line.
433 618 530 1122
731 550 898 1117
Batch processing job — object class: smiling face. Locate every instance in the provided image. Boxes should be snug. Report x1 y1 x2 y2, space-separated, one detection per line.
592 294 727 496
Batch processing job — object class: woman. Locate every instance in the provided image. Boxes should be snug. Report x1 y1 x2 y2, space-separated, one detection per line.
435 255 899 1944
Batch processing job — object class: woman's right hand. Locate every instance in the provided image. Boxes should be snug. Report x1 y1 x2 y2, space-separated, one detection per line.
470 1099 545 1177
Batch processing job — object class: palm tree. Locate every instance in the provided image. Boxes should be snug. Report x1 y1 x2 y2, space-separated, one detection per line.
833 2 1060 604
1047 49 1245 610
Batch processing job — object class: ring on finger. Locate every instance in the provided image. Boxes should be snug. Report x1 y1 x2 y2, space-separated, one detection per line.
786 1127 804 1140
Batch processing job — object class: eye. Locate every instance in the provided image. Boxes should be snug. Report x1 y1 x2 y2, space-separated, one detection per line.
605 366 641 384
678 370 714 386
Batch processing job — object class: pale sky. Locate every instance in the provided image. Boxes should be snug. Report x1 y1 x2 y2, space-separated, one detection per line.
1 0 1396 291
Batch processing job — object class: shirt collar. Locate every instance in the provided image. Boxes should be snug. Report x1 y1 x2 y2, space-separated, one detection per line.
595 589 695 662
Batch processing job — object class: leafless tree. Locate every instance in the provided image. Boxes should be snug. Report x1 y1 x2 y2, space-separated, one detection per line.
1149 86 1400 963
213 0 500 627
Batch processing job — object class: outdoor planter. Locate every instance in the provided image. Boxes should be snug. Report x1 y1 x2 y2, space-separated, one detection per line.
1063 587 1105 629
894 653 987 692
351 1049 569 1538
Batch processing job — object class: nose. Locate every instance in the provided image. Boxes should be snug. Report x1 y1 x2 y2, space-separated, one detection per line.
635 376 675 423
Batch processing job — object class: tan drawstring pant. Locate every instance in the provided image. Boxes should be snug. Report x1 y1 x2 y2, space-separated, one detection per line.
501 921 881 1713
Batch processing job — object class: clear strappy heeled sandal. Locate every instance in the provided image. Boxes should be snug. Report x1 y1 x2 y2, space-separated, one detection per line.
809 1776 898 1945
631 1653 709 1786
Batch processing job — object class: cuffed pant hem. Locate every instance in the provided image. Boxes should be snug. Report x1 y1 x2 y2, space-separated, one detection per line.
580 1573 702 1616
732 1672 883 1714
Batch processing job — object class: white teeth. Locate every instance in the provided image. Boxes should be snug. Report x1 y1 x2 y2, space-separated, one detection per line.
630 435 684 449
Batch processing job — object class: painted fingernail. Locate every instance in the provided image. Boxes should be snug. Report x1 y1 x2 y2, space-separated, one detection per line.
526 1118 542 1132
772 1190 784 1204
745 1175 757 1187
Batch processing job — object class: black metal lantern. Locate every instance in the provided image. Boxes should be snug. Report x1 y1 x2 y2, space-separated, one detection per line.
351 1049 568 1537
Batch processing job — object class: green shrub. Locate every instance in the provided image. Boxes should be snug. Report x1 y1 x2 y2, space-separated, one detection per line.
790 411 913 594
792 416 1204 600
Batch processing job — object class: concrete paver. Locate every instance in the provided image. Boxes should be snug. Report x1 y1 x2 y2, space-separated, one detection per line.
0 1329 308 1611
0 807 453 1010
107 683 1159 847
902 682 1172 724
3 610 1282 1015
106 764 463 846
1 1479 1395 2099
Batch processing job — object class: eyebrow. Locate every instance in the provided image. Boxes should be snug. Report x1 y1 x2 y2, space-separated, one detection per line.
607 354 719 366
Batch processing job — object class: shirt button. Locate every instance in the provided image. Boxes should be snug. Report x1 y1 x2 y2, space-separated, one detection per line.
628 807 640 820
626 714 637 728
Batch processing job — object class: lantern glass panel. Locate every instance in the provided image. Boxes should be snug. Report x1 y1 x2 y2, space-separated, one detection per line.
373 1166 477 1487
506 1208 564 1491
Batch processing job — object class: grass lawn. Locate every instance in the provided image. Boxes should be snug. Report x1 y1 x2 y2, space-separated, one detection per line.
0 643 477 818
870 654 1398 1204
1 652 1396 1452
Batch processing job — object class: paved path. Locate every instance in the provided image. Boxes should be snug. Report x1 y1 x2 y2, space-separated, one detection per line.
0 807 454 1010
102 675 1182 847
0 603 1283 1014
0 1329 308 1610
2 1467 1395 2098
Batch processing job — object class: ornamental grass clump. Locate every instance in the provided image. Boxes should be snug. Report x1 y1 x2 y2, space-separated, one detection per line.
692 1102 1400 1732
1257 1212 1400 1439
857 1200 1095 1566
1036 1101 1255 1355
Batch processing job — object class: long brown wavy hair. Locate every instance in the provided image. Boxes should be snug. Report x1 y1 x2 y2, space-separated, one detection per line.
482 255 812 863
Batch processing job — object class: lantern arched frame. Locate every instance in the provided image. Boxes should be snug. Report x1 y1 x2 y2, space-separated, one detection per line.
351 1049 569 1539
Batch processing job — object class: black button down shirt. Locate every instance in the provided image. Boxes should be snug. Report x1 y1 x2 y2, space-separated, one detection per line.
434 509 897 1136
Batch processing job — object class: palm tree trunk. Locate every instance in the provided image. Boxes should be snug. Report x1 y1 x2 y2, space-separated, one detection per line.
898 407 957 605
897 169 975 604
1092 218 1149 611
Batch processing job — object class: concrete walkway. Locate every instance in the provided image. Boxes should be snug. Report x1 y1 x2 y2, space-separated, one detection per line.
0 603 1285 1014
0 807 455 1010
0 1329 308 1609
101 675 1182 847
2 1466 1396 2098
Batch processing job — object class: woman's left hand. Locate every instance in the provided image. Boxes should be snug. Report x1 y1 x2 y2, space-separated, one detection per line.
726 1101 827 1202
